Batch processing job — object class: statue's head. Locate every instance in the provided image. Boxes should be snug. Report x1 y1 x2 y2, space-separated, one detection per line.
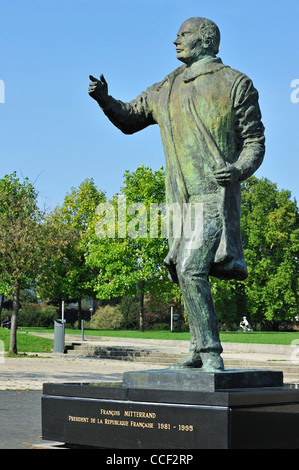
174 17 220 65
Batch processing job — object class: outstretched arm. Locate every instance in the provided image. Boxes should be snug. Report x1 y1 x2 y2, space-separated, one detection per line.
88 74 156 134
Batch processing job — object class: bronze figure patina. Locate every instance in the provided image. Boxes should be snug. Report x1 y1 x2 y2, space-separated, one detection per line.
89 17 265 372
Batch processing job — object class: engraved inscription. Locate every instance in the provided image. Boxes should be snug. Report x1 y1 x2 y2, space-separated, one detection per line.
67 406 195 432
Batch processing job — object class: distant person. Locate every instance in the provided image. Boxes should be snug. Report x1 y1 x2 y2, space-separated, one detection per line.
240 316 249 332
1 315 11 329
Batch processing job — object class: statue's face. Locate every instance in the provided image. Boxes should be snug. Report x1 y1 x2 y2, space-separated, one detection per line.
174 19 208 65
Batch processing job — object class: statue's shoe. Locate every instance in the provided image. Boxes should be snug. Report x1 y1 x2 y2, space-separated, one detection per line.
169 352 202 370
200 352 224 372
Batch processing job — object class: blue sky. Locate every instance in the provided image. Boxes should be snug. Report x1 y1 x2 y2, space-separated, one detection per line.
0 0 298 209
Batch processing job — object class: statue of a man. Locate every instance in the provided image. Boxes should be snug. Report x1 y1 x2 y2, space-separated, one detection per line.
89 17 265 371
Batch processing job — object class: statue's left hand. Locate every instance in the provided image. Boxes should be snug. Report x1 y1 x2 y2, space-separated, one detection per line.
88 74 108 105
214 165 241 186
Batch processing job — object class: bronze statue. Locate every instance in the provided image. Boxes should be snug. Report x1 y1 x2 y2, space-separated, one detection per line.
89 17 265 371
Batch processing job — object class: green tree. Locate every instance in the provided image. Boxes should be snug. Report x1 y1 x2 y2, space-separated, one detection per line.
211 177 298 329
0 173 61 353
86 165 181 330
240 177 298 328
37 178 106 321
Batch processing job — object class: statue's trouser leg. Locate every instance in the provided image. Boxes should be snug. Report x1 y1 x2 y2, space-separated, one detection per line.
178 272 223 357
172 201 224 369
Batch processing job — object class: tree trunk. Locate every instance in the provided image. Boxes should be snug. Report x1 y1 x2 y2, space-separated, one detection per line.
0 294 4 315
9 279 20 354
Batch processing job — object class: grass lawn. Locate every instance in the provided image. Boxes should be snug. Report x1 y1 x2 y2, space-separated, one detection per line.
0 328 53 354
220 331 299 345
1 327 298 353
16 327 299 347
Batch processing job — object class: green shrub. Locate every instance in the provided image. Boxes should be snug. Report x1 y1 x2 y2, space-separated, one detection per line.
91 305 123 330
17 303 58 327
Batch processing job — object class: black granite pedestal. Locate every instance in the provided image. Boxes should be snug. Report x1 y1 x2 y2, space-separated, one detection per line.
41 369 299 449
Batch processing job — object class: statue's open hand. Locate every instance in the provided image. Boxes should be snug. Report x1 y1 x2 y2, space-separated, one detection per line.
88 74 108 104
214 165 241 186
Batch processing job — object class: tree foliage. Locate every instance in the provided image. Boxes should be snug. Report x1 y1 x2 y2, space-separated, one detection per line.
211 177 298 329
37 178 106 319
240 177 298 327
86 165 181 329
0 173 62 352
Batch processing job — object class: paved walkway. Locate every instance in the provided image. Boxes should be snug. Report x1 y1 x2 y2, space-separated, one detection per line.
1 334 299 390
0 390 42 449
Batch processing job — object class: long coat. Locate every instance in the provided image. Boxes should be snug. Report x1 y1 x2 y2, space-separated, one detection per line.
101 57 265 282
